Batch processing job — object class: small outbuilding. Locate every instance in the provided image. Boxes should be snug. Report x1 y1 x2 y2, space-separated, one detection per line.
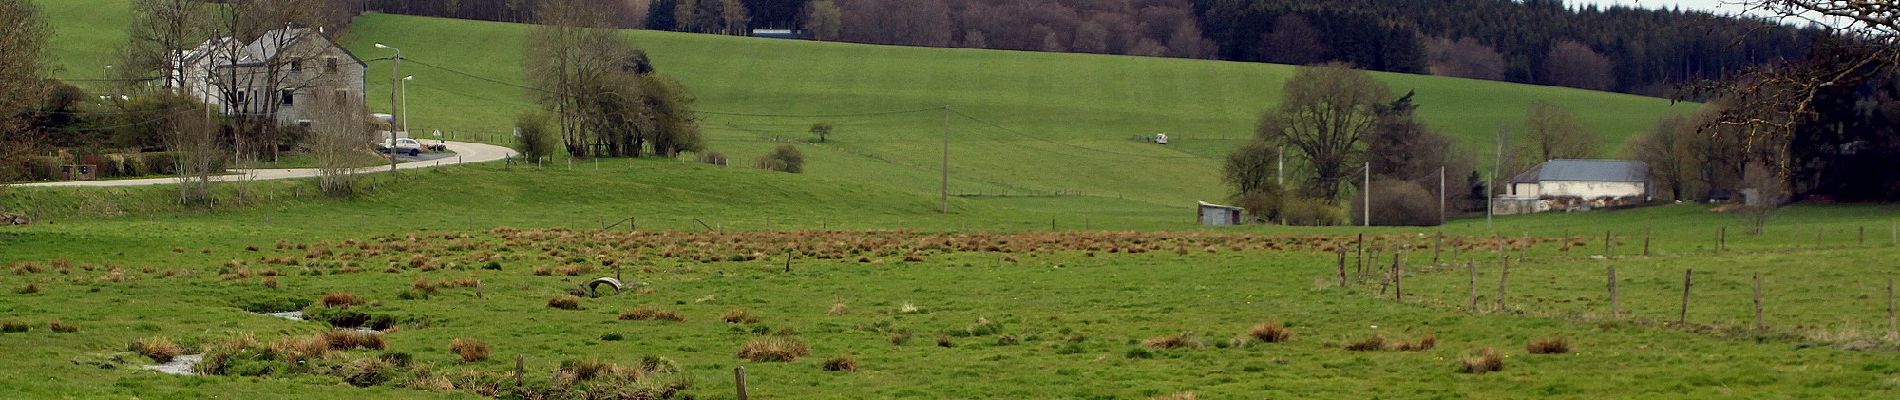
1197 201 1244 226
1497 159 1650 214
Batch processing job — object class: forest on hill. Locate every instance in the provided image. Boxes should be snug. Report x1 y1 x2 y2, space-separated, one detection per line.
337 0 1818 97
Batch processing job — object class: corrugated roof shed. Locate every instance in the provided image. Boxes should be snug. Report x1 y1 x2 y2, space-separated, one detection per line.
1511 159 1648 183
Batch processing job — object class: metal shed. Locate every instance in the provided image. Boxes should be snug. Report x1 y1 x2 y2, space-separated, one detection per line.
1197 201 1244 226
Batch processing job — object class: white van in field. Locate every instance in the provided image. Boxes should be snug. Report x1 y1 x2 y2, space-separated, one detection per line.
1155 133 1169 144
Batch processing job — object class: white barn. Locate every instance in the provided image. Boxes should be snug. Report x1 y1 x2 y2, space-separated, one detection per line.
1498 159 1650 214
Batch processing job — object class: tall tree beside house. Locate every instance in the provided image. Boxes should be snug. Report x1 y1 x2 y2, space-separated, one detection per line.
164 95 221 206
121 0 204 92
0 0 50 186
1625 113 1695 201
528 0 632 157
199 0 334 163
1258 63 1389 200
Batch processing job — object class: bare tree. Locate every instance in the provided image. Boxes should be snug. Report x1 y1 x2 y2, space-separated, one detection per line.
1543 40 1615 90
308 90 371 196
121 0 202 91
527 0 640 157
168 99 220 206
199 0 334 163
1738 162 1788 234
1626 114 1695 201
1509 101 1601 173
1260 63 1391 200
1708 1 1899 172
0 0 50 190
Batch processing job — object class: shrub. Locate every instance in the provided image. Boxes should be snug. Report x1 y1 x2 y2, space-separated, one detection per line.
321 330 388 351
1248 322 1293 343
722 308 759 324
753 144 805 173
1350 178 1443 226
737 336 810 362
1527 337 1570 354
1344 334 1387 352
131 337 182 362
450 338 490 363
547 295 581 310
48 320 78 333
1142 332 1202 350
697 150 728 166
1459 347 1505 374
513 112 557 165
821 354 858 372
319 292 364 308
1282 196 1346 226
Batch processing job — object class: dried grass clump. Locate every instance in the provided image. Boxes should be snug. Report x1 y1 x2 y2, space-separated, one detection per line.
531 266 552 276
1344 334 1387 352
320 292 364 308
1526 337 1570 354
321 330 387 351
1143 332 1203 350
450 338 490 363
340 356 397 387
1459 347 1505 374
898 302 922 314
1151 392 1198 400
828 302 849 316
0 321 26 333
48 320 79 333
269 335 331 365
547 295 582 310
618 306 685 322
1247 322 1293 343
260 276 279 289
821 354 858 372
737 336 810 362
14 283 38 294
130 337 181 362
722 308 760 324
1393 333 1437 352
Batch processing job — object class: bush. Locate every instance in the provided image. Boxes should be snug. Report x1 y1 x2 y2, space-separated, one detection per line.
1282 196 1346 226
450 338 490 363
1350 178 1443 226
1247 322 1293 343
513 112 557 165
1526 337 1570 354
2 320 31 333
737 336 810 362
1459 347 1505 374
696 150 728 166
753 144 805 173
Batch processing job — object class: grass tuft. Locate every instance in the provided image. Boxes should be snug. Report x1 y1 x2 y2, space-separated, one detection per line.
1527 337 1570 354
1459 347 1505 374
1393 333 1437 352
14 283 38 294
828 302 849 316
1143 332 1202 349
737 336 810 362
1344 334 1387 352
129 337 181 362
1247 322 1293 343
450 338 490 363
821 354 858 372
1152 392 1198 400
321 330 387 351
319 292 364 308
619 306 686 322
722 308 760 324
547 295 581 310
48 320 79 333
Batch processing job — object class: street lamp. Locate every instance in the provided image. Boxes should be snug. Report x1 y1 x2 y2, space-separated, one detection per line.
375 43 401 173
402 75 414 134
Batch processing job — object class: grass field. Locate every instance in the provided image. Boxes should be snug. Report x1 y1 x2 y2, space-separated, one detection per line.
12 1 1900 399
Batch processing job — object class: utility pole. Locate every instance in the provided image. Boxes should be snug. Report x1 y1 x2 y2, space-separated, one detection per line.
941 105 950 214
1363 162 1371 227
376 43 401 174
1277 146 1285 186
1439 165 1446 226
1489 126 1505 231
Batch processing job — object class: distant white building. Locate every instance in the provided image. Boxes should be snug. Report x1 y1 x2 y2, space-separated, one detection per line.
1497 159 1650 214
1197 201 1244 226
173 28 368 127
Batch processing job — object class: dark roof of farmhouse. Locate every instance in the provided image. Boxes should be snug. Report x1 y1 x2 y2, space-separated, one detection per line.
1510 159 1648 183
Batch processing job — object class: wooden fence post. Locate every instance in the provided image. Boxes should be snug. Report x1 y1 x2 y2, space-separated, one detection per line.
1753 273 1764 331
1356 233 1366 276
1888 277 1897 341
735 366 750 400
1393 253 1403 301
1434 232 1442 264
475 280 484 299
1859 226 1865 246
1679 269 1694 327
1643 226 1652 256
1608 264 1620 320
514 355 525 388
1494 257 1511 313
1336 247 1347 288
784 251 793 273
1518 233 1528 262
1467 261 1478 313
1604 230 1613 257
1718 227 1726 254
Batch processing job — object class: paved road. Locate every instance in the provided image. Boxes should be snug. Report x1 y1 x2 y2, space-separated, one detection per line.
13 141 517 188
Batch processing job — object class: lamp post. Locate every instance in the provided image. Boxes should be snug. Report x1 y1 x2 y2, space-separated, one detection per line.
401 75 414 134
375 43 400 173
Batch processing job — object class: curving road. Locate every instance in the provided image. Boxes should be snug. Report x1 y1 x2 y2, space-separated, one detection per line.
13 141 518 188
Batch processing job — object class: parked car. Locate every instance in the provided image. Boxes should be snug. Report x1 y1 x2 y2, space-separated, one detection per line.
377 138 423 156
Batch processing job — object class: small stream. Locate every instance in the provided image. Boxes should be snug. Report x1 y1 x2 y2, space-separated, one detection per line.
141 354 202 375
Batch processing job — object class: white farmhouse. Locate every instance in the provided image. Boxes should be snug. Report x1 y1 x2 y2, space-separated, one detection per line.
173 28 368 127
1497 159 1650 214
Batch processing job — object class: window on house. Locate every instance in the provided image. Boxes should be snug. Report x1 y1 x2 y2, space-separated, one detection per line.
326 57 339 73
335 89 349 106
235 90 247 105
290 59 303 73
281 89 295 107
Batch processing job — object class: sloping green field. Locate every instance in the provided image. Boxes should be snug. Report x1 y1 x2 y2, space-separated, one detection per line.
37 0 1691 210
